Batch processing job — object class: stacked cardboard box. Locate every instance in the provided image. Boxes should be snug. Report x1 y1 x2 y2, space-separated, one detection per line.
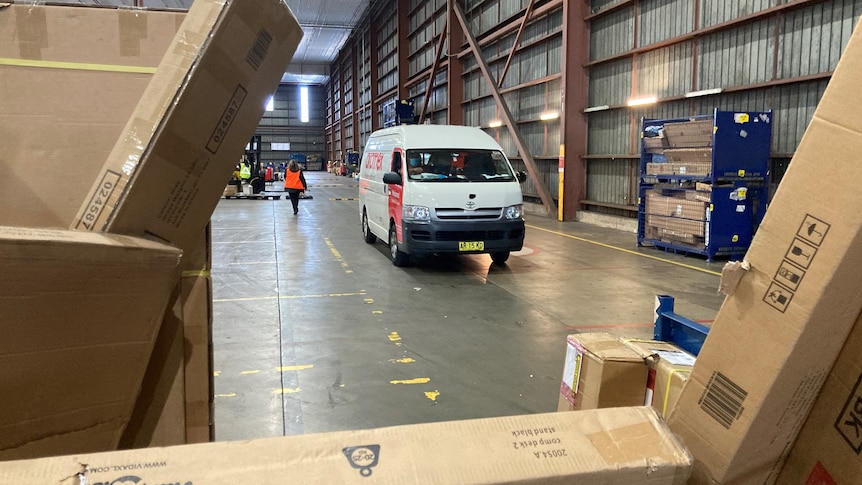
557 333 648 412
667 15 862 484
622 340 695 418
776 310 862 483
0 407 693 484
663 119 714 147
0 0 302 458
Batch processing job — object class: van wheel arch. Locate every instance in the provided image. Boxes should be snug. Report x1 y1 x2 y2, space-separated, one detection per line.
389 222 409 267
362 207 377 243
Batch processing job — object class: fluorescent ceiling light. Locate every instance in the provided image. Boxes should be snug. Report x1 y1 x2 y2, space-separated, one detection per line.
540 111 560 121
488 120 503 128
627 96 657 107
583 105 610 113
685 88 723 98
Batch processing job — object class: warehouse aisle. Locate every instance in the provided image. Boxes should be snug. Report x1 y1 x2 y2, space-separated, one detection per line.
210 171 725 441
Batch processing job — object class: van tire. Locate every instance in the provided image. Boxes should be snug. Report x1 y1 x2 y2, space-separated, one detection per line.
362 209 377 243
490 251 510 264
389 224 409 267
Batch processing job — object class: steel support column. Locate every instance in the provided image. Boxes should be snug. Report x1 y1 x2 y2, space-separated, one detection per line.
559 1 589 220
447 0 464 126
397 0 410 100
419 17 449 125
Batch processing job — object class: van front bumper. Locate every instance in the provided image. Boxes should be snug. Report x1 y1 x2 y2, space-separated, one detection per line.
400 219 525 255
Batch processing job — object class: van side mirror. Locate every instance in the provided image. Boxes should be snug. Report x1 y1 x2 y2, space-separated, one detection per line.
383 171 403 185
516 170 527 183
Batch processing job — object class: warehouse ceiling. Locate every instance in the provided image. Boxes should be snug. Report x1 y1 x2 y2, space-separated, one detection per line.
281 0 370 85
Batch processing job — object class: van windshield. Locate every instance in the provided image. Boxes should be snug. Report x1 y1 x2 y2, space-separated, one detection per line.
404 149 515 182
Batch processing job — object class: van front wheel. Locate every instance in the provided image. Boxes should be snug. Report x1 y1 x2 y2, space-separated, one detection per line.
362 209 377 243
389 224 409 267
490 251 510 264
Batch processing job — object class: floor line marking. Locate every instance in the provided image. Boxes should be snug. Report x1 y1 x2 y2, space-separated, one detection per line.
525 224 722 276
240 370 261 375
214 291 367 303
274 388 301 394
215 393 236 398
277 365 314 372
390 378 431 385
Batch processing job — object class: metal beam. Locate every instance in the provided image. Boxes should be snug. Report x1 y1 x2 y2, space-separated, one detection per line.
418 16 449 124
451 1 557 217
559 0 589 221
498 0 536 88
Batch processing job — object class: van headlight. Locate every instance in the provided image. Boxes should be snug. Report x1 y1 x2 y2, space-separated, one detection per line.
503 204 523 220
404 205 431 222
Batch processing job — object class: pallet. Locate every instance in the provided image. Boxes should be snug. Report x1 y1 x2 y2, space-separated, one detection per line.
222 193 282 200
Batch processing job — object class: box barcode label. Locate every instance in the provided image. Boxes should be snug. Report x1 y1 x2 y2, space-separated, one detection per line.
698 371 747 429
246 29 272 71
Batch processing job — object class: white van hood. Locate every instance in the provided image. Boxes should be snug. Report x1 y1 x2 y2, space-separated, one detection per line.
406 181 523 210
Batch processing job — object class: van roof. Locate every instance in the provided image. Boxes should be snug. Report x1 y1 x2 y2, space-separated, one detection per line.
370 124 502 150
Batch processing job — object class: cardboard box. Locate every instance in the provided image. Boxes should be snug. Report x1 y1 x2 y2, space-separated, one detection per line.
0 407 692 484
664 148 713 164
119 286 187 449
182 271 215 443
776 310 862 484
670 161 711 177
72 0 302 263
644 136 667 154
663 119 714 147
558 333 648 411
0 4 184 228
667 17 862 484
646 192 707 221
622 340 695 418
646 215 706 238
0 226 181 460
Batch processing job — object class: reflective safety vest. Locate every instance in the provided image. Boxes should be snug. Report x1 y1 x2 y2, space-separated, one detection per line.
239 163 251 179
284 169 304 190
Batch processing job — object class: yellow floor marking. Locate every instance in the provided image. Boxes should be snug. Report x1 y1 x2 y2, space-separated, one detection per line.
388 332 401 342
389 357 416 364
390 378 431 385
425 390 440 401
277 364 314 372
274 388 301 394
364 298 374 304
325 238 352 273
525 224 722 276
214 291 366 303
373 310 384 314
240 370 261 375
215 393 236 398
213 371 221 377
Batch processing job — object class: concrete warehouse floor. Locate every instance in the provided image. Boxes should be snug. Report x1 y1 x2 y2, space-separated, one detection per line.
210 170 725 441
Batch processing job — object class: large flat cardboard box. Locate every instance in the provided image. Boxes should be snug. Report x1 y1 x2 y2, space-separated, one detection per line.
776 310 862 483
0 3 184 228
622 339 695 418
558 333 647 411
667 18 862 484
72 0 302 263
0 227 180 460
0 407 692 484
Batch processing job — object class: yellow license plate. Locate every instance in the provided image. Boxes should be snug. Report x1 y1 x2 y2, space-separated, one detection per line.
459 241 484 251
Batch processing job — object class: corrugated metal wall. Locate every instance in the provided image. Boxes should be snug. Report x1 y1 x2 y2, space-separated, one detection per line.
321 0 862 218
259 85 326 168
584 0 862 216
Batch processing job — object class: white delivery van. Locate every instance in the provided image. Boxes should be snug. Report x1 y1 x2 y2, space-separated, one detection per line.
358 124 526 266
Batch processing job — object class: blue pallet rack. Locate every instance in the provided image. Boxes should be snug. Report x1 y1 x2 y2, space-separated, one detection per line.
653 295 710 356
637 110 772 262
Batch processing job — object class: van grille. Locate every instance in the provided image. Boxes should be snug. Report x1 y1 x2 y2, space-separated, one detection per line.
435 208 502 220
410 229 523 242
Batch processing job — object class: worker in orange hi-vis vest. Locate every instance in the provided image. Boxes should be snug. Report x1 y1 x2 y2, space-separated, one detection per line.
283 160 308 215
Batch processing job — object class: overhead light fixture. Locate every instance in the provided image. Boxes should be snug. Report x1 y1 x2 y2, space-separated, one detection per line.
583 105 610 113
540 111 560 121
488 120 503 128
685 88 723 98
627 96 657 107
